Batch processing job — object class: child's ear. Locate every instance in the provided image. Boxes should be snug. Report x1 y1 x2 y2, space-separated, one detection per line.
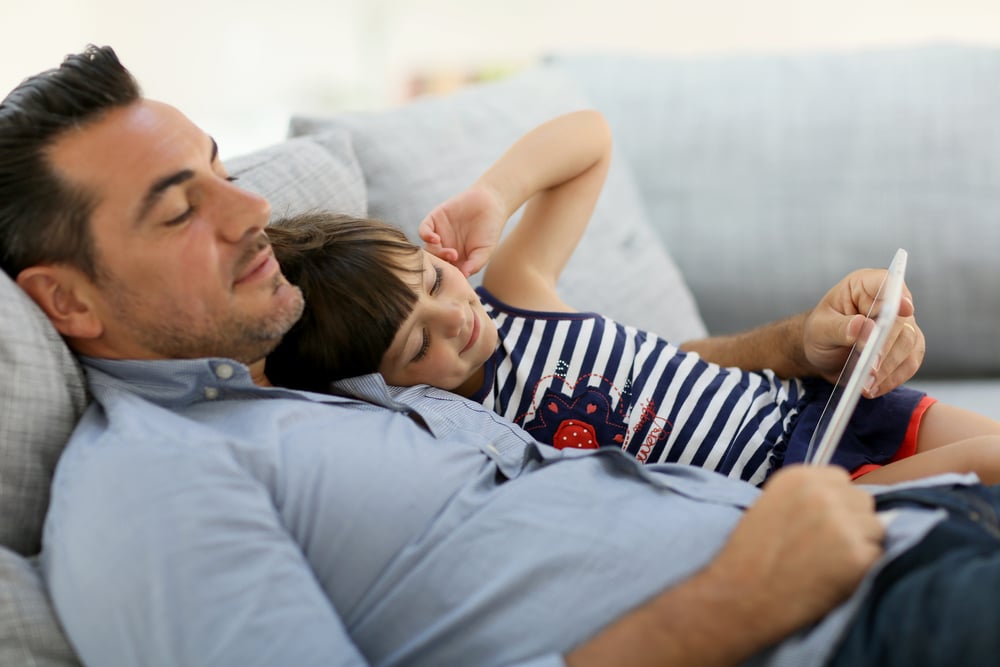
16 265 104 340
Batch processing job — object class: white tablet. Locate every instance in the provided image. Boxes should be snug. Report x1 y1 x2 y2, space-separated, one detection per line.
805 248 909 467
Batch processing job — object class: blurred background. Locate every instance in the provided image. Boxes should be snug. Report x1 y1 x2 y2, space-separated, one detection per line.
2 0 1000 157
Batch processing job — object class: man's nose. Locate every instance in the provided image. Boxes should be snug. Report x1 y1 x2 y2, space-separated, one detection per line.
214 179 271 242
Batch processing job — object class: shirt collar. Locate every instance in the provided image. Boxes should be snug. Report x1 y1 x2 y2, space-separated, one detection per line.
79 356 344 409
80 357 439 437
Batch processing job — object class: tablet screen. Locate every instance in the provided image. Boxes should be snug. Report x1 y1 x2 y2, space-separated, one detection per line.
805 248 908 467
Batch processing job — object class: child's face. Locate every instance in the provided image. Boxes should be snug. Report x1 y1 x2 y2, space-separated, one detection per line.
378 250 498 395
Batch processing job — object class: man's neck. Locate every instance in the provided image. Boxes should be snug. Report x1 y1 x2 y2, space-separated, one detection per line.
249 360 272 387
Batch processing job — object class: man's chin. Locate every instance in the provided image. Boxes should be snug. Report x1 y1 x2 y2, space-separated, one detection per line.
271 276 304 317
229 284 304 365
276 281 305 325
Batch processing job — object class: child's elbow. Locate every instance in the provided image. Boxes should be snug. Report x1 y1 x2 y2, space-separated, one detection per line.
590 110 613 158
585 109 612 144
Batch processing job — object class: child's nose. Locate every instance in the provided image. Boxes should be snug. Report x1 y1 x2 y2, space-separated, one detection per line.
434 302 465 338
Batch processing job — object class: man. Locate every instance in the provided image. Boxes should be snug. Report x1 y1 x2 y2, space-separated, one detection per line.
0 45 996 667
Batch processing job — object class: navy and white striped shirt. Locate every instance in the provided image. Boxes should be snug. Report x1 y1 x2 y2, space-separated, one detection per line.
471 287 806 485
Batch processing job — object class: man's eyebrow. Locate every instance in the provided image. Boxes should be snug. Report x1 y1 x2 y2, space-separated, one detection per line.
135 137 219 224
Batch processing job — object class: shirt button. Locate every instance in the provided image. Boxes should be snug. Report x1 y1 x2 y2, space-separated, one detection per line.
486 443 500 455
204 387 220 400
214 364 234 380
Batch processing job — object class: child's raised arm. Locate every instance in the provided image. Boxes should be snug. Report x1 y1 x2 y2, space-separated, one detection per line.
419 109 612 311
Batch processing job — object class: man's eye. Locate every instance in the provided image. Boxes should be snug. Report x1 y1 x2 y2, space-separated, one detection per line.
164 207 195 226
225 175 239 183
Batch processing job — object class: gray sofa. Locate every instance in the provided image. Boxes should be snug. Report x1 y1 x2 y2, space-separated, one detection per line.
2 44 999 664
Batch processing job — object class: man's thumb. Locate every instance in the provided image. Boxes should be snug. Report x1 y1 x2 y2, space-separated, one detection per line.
844 313 868 345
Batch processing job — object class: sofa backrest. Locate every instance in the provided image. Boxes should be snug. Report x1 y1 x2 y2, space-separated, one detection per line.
552 45 1000 377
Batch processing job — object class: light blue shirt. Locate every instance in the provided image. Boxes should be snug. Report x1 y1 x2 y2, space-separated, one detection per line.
41 357 959 667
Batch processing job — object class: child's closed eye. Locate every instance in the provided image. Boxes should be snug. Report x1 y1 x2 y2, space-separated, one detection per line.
430 266 443 295
412 329 430 362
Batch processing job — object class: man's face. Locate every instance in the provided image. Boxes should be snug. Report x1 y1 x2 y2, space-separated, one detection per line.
47 100 303 364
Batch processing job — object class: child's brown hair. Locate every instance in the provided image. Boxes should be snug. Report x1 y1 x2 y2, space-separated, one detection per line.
265 212 422 391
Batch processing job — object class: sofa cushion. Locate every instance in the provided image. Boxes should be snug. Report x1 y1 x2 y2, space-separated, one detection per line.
289 67 707 345
0 272 87 557
552 46 1000 377
0 548 79 666
225 129 367 220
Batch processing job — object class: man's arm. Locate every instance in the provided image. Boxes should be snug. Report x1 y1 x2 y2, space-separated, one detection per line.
680 312 810 380
682 268 925 398
565 466 885 667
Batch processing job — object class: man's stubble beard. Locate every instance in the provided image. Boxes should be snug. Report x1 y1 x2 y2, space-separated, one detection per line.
103 272 305 365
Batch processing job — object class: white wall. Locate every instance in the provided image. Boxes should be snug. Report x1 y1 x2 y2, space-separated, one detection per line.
3 0 1000 156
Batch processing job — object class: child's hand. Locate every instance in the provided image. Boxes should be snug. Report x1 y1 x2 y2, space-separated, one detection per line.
418 184 507 277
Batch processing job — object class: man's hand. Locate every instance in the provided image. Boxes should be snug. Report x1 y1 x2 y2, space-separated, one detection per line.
803 268 926 396
418 183 508 277
567 466 884 667
708 466 884 641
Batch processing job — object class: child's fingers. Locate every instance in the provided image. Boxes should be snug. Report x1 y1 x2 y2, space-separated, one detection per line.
425 244 459 263
417 220 441 245
458 249 491 277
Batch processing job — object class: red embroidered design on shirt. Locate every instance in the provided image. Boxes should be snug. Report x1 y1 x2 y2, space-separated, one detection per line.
517 372 668 454
553 419 599 449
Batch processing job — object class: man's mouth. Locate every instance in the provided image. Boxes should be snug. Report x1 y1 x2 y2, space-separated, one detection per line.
234 236 277 286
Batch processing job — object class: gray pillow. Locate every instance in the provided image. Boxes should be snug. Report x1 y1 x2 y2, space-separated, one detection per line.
0 549 79 666
290 67 707 345
552 46 1000 377
0 272 87 557
225 129 367 221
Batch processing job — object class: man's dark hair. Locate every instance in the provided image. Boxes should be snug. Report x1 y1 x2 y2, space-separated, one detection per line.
0 44 141 279
266 212 423 392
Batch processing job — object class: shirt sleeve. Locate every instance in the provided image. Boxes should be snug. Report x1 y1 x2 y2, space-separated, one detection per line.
43 419 370 667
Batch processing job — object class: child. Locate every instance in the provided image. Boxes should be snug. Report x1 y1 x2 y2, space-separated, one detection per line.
266 110 1000 486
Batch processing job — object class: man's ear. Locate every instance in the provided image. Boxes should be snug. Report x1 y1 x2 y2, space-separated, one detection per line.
16 265 104 340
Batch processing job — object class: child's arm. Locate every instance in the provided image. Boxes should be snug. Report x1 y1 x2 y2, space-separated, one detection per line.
419 110 612 311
